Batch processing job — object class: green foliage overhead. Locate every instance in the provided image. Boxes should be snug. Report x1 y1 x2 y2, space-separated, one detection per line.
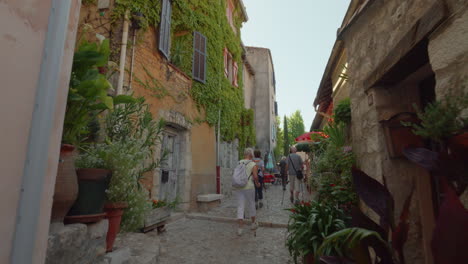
402 94 468 143
287 110 306 144
334 98 351 125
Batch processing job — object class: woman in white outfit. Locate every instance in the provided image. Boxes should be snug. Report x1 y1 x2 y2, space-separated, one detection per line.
235 148 260 236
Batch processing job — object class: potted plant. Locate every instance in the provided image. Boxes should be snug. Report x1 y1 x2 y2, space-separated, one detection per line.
101 98 165 251
51 39 116 223
64 144 113 224
402 94 468 152
286 201 348 264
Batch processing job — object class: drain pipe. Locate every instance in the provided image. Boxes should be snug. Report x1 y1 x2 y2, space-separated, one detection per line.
216 109 221 194
128 27 137 90
116 10 130 95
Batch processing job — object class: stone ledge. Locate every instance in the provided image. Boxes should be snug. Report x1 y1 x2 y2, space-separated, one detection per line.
197 194 224 202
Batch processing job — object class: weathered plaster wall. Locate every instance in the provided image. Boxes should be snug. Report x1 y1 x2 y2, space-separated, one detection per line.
219 140 239 197
129 28 217 211
79 4 218 211
0 0 80 262
190 123 217 210
246 47 276 156
243 62 255 109
342 1 449 263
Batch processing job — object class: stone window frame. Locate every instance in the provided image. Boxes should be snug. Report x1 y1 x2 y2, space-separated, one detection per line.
223 48 238 87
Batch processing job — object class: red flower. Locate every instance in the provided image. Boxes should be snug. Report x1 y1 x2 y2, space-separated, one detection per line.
304 202 311 207
330 184 336 187
340 188 346 191
290 209 296 213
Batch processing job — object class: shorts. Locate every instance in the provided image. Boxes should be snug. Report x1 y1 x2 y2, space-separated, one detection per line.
289 174 304 192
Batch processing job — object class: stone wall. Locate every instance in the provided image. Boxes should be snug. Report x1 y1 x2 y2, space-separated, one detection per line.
46 221 108 264
341 1 463 263
428 4 468 99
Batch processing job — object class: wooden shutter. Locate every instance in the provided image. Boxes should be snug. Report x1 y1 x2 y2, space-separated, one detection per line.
233 61 238 87
224 48 229 77
159 0 172 58
193 31 207 83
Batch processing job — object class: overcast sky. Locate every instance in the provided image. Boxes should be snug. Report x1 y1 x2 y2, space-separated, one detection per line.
241 0 349 130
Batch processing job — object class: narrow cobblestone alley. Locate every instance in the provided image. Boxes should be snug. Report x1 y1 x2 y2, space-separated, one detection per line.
158 184 300 264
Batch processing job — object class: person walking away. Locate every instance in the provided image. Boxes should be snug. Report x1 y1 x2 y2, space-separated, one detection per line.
253 149 265 209
234 148 260 236
287 146 304 204
279 156 288 191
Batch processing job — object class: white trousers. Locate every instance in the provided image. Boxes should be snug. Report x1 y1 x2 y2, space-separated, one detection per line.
235 189 256 219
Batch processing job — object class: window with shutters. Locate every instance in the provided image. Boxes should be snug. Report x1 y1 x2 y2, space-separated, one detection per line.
226 0 236 33
193 31 207 83
223 48 238 87
159 0 172 59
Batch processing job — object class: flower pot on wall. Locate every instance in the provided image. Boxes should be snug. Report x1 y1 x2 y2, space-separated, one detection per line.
104 202 128 252
51 144 79 223
381 112 424 158
142 206 171 232
67 168 111 216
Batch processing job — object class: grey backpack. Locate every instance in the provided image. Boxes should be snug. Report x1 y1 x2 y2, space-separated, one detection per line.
232 161 252 188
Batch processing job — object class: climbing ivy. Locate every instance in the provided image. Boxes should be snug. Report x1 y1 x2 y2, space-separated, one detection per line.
112 0 255 149
112 0 162 30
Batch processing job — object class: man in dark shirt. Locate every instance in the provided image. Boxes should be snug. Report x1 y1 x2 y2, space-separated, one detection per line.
279 156 288 191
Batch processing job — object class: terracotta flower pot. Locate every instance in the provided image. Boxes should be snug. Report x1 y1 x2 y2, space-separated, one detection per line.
104 202 128 252
67 168 112 218
51 144 79 223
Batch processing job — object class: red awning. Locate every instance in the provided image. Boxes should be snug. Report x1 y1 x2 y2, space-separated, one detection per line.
295 132 329 142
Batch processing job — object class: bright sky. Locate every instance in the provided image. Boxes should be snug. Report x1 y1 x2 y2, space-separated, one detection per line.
241 0 349 130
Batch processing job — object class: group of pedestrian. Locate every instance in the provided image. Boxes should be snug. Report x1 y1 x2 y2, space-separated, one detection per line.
233 146 304 236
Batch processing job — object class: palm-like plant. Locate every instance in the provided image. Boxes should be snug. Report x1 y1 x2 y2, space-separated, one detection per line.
286 201 348 263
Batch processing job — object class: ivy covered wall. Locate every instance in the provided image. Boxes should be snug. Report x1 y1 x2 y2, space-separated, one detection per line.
112 0 255 149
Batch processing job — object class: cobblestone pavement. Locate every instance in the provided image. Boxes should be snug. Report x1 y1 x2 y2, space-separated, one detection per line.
158 218 291 264
158 184 312 264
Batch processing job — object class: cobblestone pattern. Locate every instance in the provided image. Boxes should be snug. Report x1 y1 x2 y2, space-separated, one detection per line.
158 218 291 264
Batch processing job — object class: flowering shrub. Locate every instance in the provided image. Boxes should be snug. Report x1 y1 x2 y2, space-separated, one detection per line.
152 200 167 209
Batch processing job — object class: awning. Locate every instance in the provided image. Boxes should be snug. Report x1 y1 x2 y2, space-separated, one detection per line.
295 131 329 143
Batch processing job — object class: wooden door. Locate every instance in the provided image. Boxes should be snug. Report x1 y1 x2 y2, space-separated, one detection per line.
159 132 179 202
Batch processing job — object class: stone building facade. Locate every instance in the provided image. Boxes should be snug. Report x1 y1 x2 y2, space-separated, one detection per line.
245 46 278 162
78 0 249 210
313 0 468 263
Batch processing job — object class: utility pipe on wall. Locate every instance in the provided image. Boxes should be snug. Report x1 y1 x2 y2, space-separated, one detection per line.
116 10 130 95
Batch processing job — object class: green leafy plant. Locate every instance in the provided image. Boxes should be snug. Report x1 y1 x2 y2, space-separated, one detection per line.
63 39 114 145
286 201 348 263
323 122 347 148
402 94 468 144
334 98 351 125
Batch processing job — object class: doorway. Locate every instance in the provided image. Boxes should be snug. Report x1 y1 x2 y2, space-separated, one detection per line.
159 129 180 202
